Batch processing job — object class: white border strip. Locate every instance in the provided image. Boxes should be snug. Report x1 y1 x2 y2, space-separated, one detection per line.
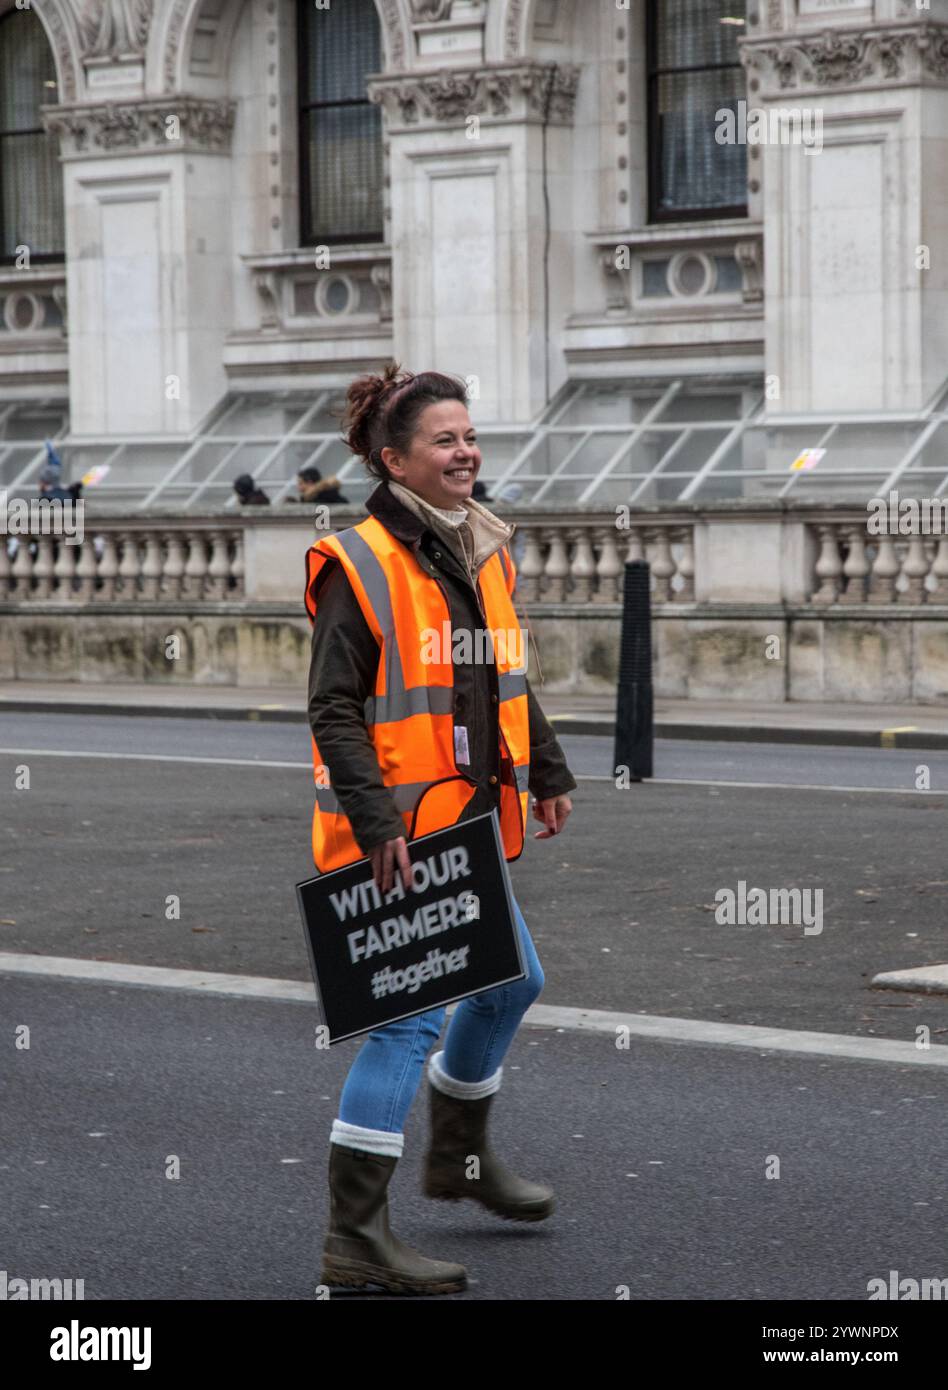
1 954 945 1068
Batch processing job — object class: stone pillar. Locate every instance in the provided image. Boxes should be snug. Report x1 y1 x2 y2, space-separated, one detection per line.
368 50 579 424
42 93 236 436
741 1 948 414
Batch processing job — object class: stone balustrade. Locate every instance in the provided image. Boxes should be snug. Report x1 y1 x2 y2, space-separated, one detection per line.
515 519 695 603
4 505 948 611
0 521 244 603
807 517 948 606
4 505 948 700
0 510 698 606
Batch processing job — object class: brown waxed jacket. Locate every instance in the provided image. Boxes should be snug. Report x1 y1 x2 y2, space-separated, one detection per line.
306 479 577 857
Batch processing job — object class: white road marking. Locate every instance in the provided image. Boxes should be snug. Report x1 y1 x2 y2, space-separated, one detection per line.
622 776 930 796
0 747 930 795
1 953 945 1069
0 747 306 769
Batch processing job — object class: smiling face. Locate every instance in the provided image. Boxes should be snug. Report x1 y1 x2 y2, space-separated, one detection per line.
380 400 481 510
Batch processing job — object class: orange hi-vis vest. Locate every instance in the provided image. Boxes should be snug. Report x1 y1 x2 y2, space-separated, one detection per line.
304 514 530 873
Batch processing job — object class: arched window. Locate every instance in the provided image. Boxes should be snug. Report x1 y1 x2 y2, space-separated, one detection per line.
646 0 747 221
0 8 64 262
297 0 384 245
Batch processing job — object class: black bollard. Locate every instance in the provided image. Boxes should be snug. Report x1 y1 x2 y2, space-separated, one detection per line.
613 559 653 782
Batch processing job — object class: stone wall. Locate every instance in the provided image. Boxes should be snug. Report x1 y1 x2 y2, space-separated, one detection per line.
3 602 947 704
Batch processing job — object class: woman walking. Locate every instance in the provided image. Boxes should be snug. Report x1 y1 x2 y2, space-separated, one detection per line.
305 363 576 1295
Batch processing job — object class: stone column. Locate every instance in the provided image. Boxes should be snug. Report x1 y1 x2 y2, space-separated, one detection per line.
43 93 236 436
368 51 579 424
741 1 948 414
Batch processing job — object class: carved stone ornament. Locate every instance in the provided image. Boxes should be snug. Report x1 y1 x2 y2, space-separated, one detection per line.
369 263 393 323
253 272 282 332
734 239 763 305
504 0 526 59
410 0 454 20
598 249 629 315
41 97 237 156
375 0 408 72
163 0 190 92
79 0 154 59
741 22 948 94
36 3 79 101
367 62 580 129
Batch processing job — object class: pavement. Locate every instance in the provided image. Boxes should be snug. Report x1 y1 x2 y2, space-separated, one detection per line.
1 680 946 749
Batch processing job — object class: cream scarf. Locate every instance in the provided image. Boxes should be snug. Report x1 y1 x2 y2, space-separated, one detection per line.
387 479 515 588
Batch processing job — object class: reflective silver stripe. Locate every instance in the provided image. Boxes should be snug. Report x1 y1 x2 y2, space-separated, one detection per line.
365 685 455 724
498 547 509 583
314 779 435 817
514 763 530 794
498 669 527 701
333 527 396 637
335 525 411 711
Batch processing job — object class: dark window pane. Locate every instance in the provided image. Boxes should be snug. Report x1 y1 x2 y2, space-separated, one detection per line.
656 0 745 70
300 0 381 103
649 0 747 218
656 68 747 213
303 105 383 242
0 10 63 259
298 0 384 243
0 132 64 257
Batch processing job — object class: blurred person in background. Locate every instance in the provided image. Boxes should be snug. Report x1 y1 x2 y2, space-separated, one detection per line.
288 464 349 506
232 473 270 506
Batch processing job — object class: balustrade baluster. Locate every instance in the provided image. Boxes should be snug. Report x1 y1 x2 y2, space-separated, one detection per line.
676 526 695 602
545 528 570 603
594 526 622 603
570 526 596 604
868 535 899 603
899 536 929 605
812 524 843 604
841 525 869 604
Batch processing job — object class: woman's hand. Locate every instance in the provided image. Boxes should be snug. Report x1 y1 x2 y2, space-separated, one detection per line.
369 836 414 895
532 794 572 839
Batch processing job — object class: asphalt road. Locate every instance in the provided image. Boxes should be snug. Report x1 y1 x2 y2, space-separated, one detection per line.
3 711 947 1306
1 713 946 1039
3 973 945 1302
3 709 948 790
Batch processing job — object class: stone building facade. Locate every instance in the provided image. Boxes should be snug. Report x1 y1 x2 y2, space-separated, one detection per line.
1 0 945 469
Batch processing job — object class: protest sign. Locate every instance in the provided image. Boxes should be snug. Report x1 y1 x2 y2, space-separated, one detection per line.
296 809 525 1043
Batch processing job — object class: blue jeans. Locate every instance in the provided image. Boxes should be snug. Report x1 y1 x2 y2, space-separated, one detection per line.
338 894 544 1133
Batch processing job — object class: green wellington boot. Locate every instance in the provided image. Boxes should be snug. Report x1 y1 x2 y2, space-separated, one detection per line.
322 1143 467 1295
422 1058 555 1222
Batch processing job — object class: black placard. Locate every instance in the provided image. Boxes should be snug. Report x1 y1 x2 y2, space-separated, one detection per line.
296 809 526 1042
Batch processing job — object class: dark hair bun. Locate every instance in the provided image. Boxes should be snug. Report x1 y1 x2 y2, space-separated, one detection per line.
342 362 413 464
340 360 469 483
